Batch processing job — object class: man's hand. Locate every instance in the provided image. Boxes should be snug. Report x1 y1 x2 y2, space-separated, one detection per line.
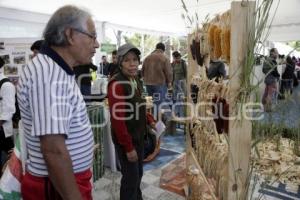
40 135 82 200
126 149 138 162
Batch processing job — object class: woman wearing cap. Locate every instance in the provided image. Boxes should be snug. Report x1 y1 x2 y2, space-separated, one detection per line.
107 43 148 200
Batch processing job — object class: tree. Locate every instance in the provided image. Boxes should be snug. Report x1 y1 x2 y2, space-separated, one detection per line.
122 33 188 61
287 41 300 51
123 33 160 58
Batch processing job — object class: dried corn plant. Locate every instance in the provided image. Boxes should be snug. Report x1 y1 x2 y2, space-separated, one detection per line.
190 118 229 200
199 23 210 56
181 0 211 68
187 165 218 200
189 78 229 199
182 1 285 200
180 0 201 32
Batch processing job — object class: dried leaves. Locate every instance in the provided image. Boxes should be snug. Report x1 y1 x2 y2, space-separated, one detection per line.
252 138 300 185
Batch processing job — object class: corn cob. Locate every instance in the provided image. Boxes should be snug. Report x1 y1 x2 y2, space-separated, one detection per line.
213 27 222 59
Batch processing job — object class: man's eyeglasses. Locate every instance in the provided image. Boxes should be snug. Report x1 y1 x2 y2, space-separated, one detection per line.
73 28 97 41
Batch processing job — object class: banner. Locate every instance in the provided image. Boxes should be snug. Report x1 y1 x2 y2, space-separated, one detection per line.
0 38 38 85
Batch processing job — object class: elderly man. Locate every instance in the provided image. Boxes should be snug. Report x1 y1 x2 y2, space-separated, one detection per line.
18 5 99 200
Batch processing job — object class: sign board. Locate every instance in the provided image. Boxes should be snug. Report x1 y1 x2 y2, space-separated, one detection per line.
0 38 38 85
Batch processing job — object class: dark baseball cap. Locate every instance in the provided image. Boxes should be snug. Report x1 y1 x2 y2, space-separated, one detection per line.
117 43 141 58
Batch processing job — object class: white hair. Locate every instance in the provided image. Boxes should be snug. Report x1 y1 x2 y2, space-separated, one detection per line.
43 5 91 46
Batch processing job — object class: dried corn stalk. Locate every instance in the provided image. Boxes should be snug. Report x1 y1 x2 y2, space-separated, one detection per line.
190 118 229 200
187 165 215 200
200 23 210 55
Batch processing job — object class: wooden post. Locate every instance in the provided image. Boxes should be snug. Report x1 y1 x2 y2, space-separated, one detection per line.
228 1 255 199
186 33 197 168
186 33 199 119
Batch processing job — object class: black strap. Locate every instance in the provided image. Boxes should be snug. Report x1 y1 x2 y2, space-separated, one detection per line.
0 78 10 90
181 60 186 78
172 60 186 81
0 78 10 101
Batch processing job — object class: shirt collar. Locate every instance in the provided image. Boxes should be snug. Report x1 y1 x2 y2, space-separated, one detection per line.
39 43 74 75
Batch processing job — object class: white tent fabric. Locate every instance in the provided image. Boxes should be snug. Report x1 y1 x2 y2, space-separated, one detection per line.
0 0 299 41
273 42 300 57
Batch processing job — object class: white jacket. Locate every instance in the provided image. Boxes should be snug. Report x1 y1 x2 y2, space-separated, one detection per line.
0 73 16 138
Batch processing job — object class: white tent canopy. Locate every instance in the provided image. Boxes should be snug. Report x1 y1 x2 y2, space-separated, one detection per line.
0 0 299 41
273 42 300 57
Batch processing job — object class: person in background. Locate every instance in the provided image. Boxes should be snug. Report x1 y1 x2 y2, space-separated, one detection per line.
99 55 109 76
74 63 97 102
18 5 99 200
0 57 16 176
108 50 119 78
262 48 280 112
171 51 187 117
30 39 44 57
142 42 172 119
280 55 296 96
108 43 151 200
292 56 297 64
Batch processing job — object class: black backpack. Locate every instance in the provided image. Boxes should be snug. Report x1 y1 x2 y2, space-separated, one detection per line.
0 78 21 124
172 59 187 81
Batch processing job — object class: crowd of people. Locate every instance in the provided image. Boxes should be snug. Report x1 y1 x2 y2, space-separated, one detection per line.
262 48 300 112
1 4 299 200
0 5 188 200
0 11 226 197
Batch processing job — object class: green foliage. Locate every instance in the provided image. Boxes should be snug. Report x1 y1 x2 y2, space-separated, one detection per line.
287 41 300 51
122 33 160 57
252 121 299 141
123 33 142 47
234 0 278 120
171 37 188 59
123 33 188 59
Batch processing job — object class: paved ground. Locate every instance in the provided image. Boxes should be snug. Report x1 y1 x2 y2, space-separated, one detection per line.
92 130 186 200
261 84 300 127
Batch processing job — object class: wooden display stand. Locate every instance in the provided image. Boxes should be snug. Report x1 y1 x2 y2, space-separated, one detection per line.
186 1 255 200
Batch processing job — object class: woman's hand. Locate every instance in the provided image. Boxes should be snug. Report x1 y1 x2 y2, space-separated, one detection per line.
150 122 157 131
126 149 138 162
